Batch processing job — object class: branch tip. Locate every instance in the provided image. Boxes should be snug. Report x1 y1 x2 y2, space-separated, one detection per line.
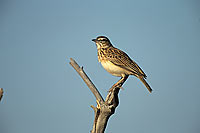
91 105 97 111
0 88 3 102
70 58 74 62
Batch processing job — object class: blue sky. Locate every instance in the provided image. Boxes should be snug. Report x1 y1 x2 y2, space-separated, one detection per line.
0 0 200 133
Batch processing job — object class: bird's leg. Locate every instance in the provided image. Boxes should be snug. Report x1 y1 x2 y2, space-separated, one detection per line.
110 77 123 91
109 75 129 92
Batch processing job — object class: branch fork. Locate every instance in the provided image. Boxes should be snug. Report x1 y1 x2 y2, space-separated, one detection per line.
69 58 128 133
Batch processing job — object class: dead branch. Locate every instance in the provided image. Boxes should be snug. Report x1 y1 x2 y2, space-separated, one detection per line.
69 58 128 133
69 58 104 103
0 88 3 101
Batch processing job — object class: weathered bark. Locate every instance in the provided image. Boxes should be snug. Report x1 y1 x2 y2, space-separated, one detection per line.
69 58 104 103
0 88 3 101
69 58 128 133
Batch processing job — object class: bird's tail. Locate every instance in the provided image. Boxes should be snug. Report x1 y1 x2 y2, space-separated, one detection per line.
139 77 152 93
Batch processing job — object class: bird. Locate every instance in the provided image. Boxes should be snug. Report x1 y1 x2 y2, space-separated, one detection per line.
92 36 152 93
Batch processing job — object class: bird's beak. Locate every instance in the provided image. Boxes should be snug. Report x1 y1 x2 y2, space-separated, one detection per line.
92 39 96 42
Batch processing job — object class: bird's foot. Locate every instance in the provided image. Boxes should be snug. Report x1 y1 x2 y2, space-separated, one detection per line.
108 84 116 92
108 83 120 92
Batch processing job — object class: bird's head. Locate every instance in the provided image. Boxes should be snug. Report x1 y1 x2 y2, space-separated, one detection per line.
92 36 113 49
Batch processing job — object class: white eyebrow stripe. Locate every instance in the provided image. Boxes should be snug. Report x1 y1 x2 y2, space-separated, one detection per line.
97 38 107 41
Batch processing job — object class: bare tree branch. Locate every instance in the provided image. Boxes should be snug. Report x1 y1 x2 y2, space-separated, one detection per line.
69 58 104 102
90 76 128 133
69 58 128 133
0 88 3 102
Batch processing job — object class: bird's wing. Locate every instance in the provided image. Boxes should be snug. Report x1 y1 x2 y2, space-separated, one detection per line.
106 47 147 78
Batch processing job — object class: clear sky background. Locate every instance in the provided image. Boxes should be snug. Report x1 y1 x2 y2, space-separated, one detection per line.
0 0 200 133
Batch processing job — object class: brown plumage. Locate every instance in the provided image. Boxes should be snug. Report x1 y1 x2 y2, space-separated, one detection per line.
92 36 152 93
